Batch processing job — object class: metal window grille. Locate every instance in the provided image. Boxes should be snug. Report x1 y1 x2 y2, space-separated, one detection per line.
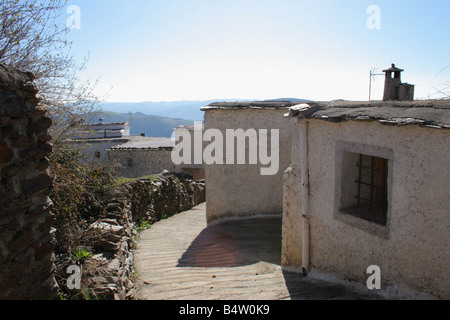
355 155 388 223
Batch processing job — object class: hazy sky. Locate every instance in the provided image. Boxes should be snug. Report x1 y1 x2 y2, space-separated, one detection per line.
63 0 450 102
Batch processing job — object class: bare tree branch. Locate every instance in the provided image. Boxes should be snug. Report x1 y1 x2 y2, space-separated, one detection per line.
0 0 102 144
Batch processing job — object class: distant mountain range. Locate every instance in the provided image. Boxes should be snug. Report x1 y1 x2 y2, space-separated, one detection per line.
99 100 225 121
98 98 311 138
99 98 310 121
98 111 194 138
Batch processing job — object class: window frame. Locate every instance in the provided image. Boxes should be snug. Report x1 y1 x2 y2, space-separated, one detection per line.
350 154 389 226
334 140 394 239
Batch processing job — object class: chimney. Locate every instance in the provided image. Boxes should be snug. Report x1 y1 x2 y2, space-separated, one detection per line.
382 64 415 101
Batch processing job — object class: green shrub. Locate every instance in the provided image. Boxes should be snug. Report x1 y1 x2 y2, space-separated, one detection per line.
137 221 152 232
72 248 93 263
50 146 119 300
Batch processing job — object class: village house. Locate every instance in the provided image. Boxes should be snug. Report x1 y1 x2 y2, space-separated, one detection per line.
67 119 131 163
171 124 206 181
201 101 299 223
108 125 206 179
201 65 449 299
284 65 449 299
107 136 176 178
283 98 449 299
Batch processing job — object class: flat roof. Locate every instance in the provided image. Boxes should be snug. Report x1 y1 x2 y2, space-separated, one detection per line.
176 124 204 131
286 100 450 129
201 100 305 111
109 136 174 150
79 122 129 128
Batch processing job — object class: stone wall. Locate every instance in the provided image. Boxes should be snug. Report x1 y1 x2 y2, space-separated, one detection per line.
0 64 57 299
76 172 206 300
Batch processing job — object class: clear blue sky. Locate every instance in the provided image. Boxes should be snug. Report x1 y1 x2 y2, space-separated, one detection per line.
62 0 450 102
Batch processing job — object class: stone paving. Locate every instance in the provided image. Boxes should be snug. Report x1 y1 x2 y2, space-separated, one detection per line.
135 203 380 300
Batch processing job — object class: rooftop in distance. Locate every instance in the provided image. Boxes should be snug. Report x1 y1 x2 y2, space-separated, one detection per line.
109 136 174 150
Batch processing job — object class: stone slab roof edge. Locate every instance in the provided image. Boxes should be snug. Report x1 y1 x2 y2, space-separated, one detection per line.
108 137 175 150
286 100 450 129
201 101 302 111
109 147 174 151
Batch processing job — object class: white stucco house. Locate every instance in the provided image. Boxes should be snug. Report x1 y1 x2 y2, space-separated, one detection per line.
201 101 300 223
283 99 450 299
200 65 449 299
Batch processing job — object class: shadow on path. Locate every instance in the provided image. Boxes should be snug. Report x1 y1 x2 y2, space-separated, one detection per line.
175 213 378 300
177 216 282 268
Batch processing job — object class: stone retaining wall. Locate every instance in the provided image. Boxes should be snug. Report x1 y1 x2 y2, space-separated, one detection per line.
77 173 206 300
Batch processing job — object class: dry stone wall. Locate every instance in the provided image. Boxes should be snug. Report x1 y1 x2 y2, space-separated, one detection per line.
77 172 206 300
0 63 206 300
0 64 57 300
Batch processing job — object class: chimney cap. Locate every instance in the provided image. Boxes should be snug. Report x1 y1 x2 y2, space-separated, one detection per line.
383 63 404 73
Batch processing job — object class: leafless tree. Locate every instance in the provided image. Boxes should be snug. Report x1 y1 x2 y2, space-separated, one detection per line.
0 0 102 145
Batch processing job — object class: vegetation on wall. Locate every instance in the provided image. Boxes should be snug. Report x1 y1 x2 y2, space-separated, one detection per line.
49 147 119 299
50 148 117 255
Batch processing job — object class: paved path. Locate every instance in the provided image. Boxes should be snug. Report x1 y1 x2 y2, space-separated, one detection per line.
135 203 377 300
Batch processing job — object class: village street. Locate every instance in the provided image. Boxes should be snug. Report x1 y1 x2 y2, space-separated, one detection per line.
135 203 380 300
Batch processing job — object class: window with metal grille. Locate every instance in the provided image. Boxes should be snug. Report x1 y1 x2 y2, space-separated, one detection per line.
346 154 388 226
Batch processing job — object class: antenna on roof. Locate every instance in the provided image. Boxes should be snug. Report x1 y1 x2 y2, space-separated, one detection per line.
128 112 132 133
369 68 384 101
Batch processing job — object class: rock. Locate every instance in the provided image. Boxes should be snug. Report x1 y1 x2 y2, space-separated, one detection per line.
21 174 53 193
97 218 120 226
90 222 124 235
107 258 121 272
0 141 14 165
126 288 137 300
96 240 118 252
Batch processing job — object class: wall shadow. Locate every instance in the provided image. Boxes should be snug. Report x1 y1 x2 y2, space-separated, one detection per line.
281 270 381 300
177 216 282 268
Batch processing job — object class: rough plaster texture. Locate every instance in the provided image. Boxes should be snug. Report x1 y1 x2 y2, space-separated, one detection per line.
108 149 176 179
204 108 296 223
282 165 302 268
173 125 205 180
283 119 450 299
68 138 129 164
